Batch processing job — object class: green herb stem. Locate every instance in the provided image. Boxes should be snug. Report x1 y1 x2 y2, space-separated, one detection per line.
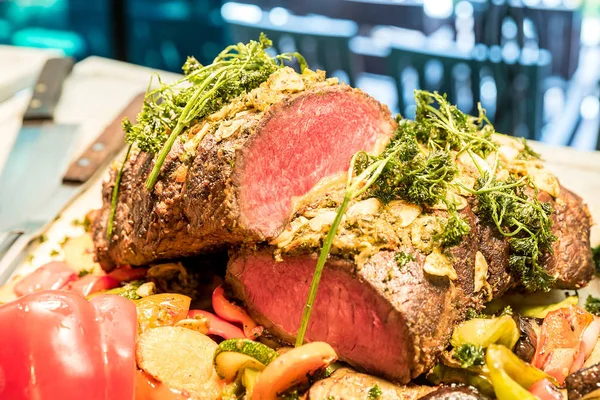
295 191 351 347
106 144 132 240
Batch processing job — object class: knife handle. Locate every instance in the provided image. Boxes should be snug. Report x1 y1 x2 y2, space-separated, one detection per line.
62 92 145 184
23 57 75 122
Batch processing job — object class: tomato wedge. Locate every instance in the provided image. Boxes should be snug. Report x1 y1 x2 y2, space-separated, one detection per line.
0 290 137 400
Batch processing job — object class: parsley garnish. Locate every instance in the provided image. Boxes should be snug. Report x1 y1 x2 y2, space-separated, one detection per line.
78 268 94 278
585 295 600 316
368 384 382 399
453 343 485 368
395 251 415 270
593 245 600 275
474 173 556 291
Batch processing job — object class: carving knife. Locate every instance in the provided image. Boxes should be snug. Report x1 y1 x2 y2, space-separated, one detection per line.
0 70 144 283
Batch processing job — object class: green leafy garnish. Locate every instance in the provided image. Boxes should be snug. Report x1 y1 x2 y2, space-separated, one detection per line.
59 236 70 246
72 217 92 232
474 174 555 291
395 251 415 270
49 249 59 257
585 295 600 316
466 308 489 320
453 343 485 369
436 205 471 247
78 268 94 278
368 384 382 399
38 234 48 243
105 280 144 300
106 144 132 240
593 245 600 274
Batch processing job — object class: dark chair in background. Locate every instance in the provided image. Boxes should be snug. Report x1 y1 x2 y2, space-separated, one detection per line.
472 0 581 79
221 2 358 86
386 37 551 139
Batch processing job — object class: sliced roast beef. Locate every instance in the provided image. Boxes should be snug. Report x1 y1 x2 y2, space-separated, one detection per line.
226 180 593 383
542 187 594 288
93 71 395 269
227 244 476 383
307 368 436 399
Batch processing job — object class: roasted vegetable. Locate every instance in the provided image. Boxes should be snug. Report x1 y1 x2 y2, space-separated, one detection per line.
513 316 542 362
532 305 596 384
136 326 221 399
451 315 519 350
252 342 337 400
0 291 137 400
135 293 191 333
519 296 579 318
428 364 495 398
213 338 278 381
486 344 556 400
419 384 490 400
566 363 600 400
212 286 263 339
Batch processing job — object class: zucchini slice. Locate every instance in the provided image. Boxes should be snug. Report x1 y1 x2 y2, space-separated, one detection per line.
213 338 278 380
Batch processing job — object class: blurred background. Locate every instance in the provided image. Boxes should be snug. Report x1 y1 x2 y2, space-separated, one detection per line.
1 0 599 149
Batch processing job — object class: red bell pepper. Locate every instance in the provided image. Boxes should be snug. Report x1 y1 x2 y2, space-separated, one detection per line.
528 379 562 400
533 305 595 384
68 274 120 297
188 309 245 340
108 265 148 282
212 285 263 339
13 261 76 296
0 290 137 400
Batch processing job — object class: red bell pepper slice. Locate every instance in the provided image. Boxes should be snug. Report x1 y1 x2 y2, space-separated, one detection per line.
0 290 137 400
68 274 120 297
13 261 77 296
528 379 562 400
188 309 245 340
533 305 595 384
108 265 148 282
212 285 263 339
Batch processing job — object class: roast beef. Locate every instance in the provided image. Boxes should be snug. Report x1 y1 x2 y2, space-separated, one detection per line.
226 182 593 383
307 368 436 399
93 68 395 269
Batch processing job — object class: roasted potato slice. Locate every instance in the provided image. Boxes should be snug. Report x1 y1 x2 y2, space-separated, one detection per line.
136 326 221 399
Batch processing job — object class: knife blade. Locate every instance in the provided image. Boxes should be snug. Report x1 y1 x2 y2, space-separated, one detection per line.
0 57 76 231
0 92 145 284
0 57 77 281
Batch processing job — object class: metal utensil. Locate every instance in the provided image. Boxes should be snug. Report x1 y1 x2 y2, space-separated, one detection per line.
0 57 77 282
0 91 145 284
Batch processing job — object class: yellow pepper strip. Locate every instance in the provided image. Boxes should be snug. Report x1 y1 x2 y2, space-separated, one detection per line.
486 344 557 400
451 316 519 350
